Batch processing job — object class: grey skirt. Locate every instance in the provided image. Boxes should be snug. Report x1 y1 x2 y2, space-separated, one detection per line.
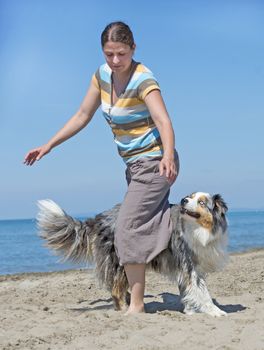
114 152 180 265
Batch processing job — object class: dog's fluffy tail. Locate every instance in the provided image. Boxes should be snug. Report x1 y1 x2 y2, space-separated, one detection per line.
37 200 95 263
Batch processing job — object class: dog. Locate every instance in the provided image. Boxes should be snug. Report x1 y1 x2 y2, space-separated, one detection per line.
37 192 228 317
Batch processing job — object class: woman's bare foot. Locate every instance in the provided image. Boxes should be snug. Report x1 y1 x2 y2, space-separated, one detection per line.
124 304 145 315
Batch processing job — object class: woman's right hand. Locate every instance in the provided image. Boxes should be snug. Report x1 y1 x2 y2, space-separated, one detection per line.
24 144 51 166
23 77 101 167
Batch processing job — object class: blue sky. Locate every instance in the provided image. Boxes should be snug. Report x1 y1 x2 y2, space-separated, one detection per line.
1 0 263 219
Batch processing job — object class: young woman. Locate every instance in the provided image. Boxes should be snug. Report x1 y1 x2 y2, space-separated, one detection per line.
24 21 179 314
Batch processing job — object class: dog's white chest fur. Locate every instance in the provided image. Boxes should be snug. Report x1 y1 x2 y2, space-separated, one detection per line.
184 221 212 247
183 221 228 273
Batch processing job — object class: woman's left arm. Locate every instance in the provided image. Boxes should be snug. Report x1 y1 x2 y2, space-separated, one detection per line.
144 90 177 183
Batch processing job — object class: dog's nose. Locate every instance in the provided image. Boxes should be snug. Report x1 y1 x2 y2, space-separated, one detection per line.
181 198 188 206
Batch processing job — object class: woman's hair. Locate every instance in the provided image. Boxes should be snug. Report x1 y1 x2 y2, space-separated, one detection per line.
101 21 135 48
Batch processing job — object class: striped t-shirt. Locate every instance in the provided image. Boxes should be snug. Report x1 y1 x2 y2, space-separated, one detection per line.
92 61 163 163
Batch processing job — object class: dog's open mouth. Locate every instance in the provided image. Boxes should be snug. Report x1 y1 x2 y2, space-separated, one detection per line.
180 207 201 219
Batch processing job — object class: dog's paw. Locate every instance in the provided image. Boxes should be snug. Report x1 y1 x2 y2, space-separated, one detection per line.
204 305 227 317
183 304 227 317
183 307 195 315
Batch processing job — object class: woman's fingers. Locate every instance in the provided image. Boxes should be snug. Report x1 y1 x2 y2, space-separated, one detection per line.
24 149 41 166
159 158 177 183
24 152 34 165
24 144 51 166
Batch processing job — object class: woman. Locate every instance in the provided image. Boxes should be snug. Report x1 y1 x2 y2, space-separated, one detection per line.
24 21 179 314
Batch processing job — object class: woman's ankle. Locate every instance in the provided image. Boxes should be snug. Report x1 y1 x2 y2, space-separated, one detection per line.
125 303 145 314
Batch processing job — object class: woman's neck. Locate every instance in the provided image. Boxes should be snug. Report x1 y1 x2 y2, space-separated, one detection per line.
112 60 135 83
111 60 136 101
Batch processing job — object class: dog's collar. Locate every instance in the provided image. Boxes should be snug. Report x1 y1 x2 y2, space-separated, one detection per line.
180 207 201 219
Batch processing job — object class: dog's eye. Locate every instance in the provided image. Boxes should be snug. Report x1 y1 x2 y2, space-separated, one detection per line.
199 200 205 207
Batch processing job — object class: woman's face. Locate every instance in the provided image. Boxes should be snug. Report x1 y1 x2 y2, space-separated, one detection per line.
103 41 135 75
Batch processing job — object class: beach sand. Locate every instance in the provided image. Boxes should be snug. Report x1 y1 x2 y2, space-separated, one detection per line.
0 249 263 350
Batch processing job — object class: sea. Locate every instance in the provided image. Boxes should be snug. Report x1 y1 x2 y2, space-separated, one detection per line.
0 211 264 276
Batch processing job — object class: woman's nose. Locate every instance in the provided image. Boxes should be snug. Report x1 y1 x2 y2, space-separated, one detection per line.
113 55 120 64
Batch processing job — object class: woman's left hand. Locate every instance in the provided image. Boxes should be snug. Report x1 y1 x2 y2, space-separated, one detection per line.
159 156 177 184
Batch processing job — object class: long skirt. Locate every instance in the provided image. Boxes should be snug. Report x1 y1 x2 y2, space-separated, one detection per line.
114 152 180 265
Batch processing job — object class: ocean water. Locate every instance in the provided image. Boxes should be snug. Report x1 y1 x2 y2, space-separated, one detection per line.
0 211 263 276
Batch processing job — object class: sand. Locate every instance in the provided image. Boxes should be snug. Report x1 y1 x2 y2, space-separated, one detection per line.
0 249 264 350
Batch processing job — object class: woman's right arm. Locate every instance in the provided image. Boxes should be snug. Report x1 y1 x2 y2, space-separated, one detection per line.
24 82 101 166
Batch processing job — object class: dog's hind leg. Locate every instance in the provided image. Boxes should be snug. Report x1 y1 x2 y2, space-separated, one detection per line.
111 268 129 311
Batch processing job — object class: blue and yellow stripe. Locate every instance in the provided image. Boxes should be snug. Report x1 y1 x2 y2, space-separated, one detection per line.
92 62 163 163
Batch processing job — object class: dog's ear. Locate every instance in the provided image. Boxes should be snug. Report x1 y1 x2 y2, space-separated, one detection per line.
212 194 228 214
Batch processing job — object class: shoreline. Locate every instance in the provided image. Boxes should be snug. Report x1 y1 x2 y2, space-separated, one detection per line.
1 249 264 349
1 247 264 279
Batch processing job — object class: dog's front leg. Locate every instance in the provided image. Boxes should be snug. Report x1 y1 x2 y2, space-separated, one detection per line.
171 237 226 317
178 269 226 317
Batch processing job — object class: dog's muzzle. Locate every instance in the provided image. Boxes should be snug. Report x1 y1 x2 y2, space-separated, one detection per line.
180 198 201 219
180 207 201 219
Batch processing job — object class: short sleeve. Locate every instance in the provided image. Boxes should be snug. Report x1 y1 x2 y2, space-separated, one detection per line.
137 74 160 100
91 69 100 90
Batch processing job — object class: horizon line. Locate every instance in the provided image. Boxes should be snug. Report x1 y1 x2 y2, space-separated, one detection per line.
1 207 264 221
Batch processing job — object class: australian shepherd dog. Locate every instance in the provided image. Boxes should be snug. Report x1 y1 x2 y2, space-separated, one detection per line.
37 192 228 317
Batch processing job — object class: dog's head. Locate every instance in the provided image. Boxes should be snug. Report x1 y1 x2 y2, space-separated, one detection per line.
180 192 228 247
